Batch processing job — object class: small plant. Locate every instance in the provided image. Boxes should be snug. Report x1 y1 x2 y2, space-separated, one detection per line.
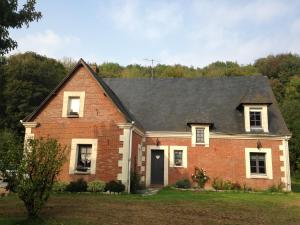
231 182 242 191
191 167 209 188
52 181 68 192
87 180 106 192
175 178 191 189
268 183 284 192
223 180 233 190
130 157 141 194
212 178 242 191
66 178 87 192
243 183 252 192
106 180 125 194
212 178 224 190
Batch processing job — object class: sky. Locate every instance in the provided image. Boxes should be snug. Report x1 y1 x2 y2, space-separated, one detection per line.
9 0 300 67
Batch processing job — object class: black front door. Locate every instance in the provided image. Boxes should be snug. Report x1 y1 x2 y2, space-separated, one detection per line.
151 150 164 185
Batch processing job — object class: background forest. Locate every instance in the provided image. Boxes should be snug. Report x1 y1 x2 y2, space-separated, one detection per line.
0 52 299 172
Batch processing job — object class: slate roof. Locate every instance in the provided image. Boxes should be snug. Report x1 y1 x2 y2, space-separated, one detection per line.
103 76 290 135
23 58 290 136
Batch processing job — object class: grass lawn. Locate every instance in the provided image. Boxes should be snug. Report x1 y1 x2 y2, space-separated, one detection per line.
1 188 300 225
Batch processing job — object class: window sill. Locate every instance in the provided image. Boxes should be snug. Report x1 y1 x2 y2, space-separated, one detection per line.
195 142 205 145
67 115 79 118
172 165 184 168
74 171 91 175
249 174 270 179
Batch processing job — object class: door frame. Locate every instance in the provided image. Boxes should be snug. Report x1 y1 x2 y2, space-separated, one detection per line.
146 145 168 186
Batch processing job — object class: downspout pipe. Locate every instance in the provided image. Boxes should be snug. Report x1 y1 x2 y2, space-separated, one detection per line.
127 121 134 193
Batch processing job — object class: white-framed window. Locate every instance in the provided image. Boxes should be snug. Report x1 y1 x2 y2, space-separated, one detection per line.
170 146 187 168
244 105 268 133
62 91 85 118
191 125 209 147
245 148 273 179
69 139 98 174
76 144 92 172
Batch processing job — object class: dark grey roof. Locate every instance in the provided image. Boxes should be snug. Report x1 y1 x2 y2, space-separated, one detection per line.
103 76 290 135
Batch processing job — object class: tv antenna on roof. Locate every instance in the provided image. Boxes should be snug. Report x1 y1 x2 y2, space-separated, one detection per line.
144 58 160 78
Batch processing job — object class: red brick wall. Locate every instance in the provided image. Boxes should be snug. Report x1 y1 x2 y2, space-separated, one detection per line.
145 137 284 190
31 66 127 182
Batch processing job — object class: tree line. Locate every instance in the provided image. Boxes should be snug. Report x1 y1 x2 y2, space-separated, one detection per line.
0 52 299 172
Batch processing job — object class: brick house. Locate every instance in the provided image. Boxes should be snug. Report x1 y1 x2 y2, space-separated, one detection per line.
21 59 292 192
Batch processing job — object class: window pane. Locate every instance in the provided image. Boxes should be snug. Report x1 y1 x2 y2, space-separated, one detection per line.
69 97 80 115
76 144 92 171
250 153 266 175
250 111 262 128
250 166 257 173
196 128 204 143
259 167 266 174
174 150 183 166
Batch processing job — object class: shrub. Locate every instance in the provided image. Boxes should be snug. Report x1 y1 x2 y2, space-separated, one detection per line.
87 180 106 192
223 180 233 190
66 178 87 192
212 178 224 190
191 167 209 188
130 157 141 194
17 138 67 218
52 181 68 192
268 183 284 192
231 182 242 191
106 180 125 194
175 178 191 189
212 178 242 191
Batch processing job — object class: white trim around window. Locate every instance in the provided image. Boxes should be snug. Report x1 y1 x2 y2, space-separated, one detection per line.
245 148 273 179
69 139 98 175
191 125 209 147
62 91 85 118
169 146 187 168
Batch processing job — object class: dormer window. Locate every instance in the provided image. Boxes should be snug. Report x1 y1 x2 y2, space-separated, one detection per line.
191 125 210 147
249 109 262 130
196 128 205 144
244 105 268 133
62 91 85 118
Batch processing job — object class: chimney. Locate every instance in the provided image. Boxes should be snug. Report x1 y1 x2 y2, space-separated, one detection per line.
91 64 98 73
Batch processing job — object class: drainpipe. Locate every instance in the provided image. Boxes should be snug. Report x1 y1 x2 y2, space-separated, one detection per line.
127 121 134 193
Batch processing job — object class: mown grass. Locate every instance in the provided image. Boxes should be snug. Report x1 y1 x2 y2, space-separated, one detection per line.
1 188 300 225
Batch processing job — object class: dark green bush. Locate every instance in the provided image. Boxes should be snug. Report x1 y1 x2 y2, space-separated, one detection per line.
175 178 191 189
66 178 87 192
130 170 141 193
105 180 125 194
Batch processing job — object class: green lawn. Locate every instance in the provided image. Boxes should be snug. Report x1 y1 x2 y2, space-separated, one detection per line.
1 188 300 225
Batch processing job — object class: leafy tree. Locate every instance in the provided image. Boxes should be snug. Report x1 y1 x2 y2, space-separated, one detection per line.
59 57 77 72
122 64 148 78
255 54 300 86
99 62 123 78
0 0 42 55
0 129 23 191
17 138 67 218
2 52 66 134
